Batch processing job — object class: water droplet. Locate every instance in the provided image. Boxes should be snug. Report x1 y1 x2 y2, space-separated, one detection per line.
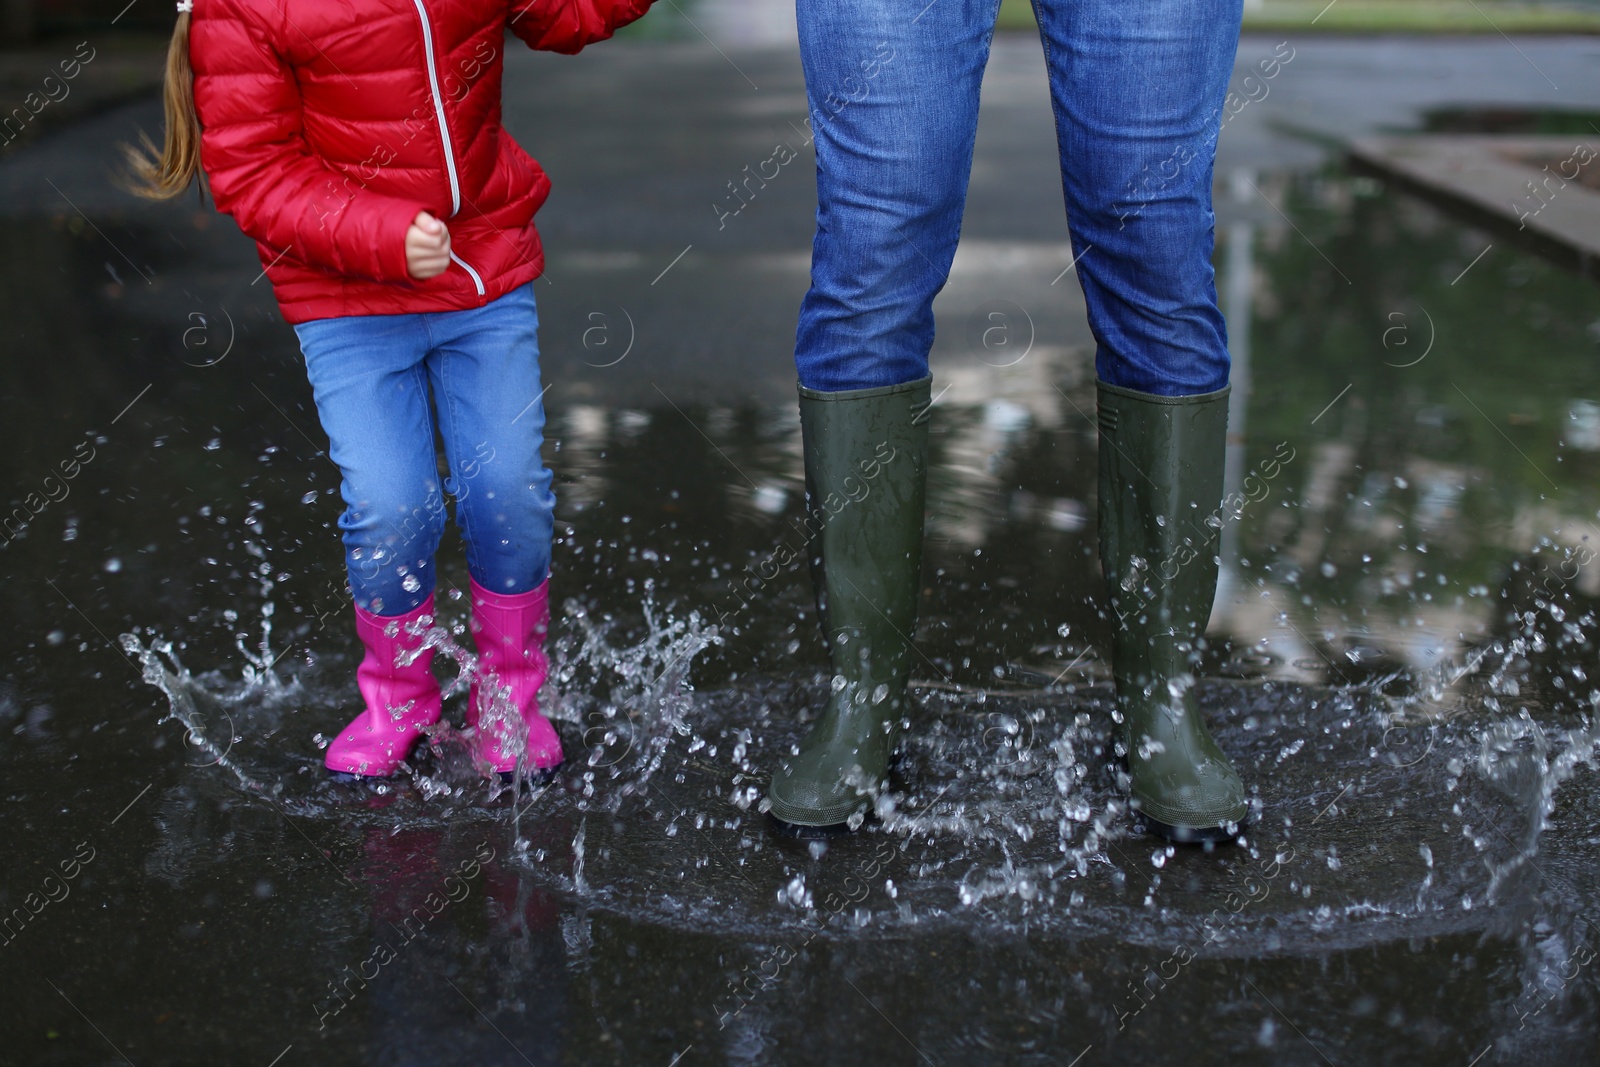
301 491 318 504
104 557 122 573
778 874 810 908
204 438 222 451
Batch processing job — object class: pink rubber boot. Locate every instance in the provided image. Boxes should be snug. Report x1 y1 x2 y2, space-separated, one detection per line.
468 577 563 773
324 597 443 777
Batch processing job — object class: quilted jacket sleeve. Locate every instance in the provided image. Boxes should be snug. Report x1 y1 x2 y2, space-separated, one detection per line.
506 0 655 55
190 0 432 284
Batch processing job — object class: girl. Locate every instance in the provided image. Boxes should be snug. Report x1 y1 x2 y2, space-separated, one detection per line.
130 0 653 777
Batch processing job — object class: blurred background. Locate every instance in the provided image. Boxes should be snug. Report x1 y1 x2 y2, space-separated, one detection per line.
4 1 1600 1065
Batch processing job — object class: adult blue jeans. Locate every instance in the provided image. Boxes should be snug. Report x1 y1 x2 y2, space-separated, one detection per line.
292 283 557 616
794 0 1241 395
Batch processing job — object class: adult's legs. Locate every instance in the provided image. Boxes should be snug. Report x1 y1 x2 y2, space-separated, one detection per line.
771 0 999 831
1035 0 1239 395
1036 0 1249 839
793 0 1002 392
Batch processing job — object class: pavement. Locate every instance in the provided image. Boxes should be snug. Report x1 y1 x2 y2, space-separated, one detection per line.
0 32 167 155
1350 133 1600 275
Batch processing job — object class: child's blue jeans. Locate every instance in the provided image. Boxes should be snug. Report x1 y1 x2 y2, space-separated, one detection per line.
292 283 556 616
793 0 1243 396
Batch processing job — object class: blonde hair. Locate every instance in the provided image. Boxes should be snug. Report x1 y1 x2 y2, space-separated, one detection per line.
121 11 203 199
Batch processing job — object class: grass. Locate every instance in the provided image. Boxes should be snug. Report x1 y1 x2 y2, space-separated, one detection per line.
996 0 1600 33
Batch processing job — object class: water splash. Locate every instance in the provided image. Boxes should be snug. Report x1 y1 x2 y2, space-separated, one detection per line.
112 515 1594 944
571 816 588 894
876 692 1128 911
120 631 281 798
1476 710 1600 902
544 586 724 808
121 575 725 842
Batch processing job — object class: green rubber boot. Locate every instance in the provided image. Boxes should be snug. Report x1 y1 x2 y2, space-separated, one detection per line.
767 376 931 833
1097 380 1250 842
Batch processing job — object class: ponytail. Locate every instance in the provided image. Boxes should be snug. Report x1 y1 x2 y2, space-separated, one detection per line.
121 9 203 200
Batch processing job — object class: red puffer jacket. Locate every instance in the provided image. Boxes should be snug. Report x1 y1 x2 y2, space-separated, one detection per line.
189 0 650 324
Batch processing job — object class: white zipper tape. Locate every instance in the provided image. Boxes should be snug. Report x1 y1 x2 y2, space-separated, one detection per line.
411 0 461 218
450 251 486 295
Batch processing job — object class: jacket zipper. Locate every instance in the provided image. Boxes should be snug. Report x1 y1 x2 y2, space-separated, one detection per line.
450 251 485 295
410 0 461 218
412 0 483 295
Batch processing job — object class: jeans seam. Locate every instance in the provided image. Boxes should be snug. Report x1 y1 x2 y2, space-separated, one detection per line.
376 356 441 613
1030 0 1051 73
434 345 479 581
414 317 444 587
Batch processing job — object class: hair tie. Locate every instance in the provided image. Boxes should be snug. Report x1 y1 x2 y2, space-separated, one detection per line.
176 0 193 11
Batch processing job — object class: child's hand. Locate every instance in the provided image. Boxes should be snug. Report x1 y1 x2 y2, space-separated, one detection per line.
405 211 452 279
